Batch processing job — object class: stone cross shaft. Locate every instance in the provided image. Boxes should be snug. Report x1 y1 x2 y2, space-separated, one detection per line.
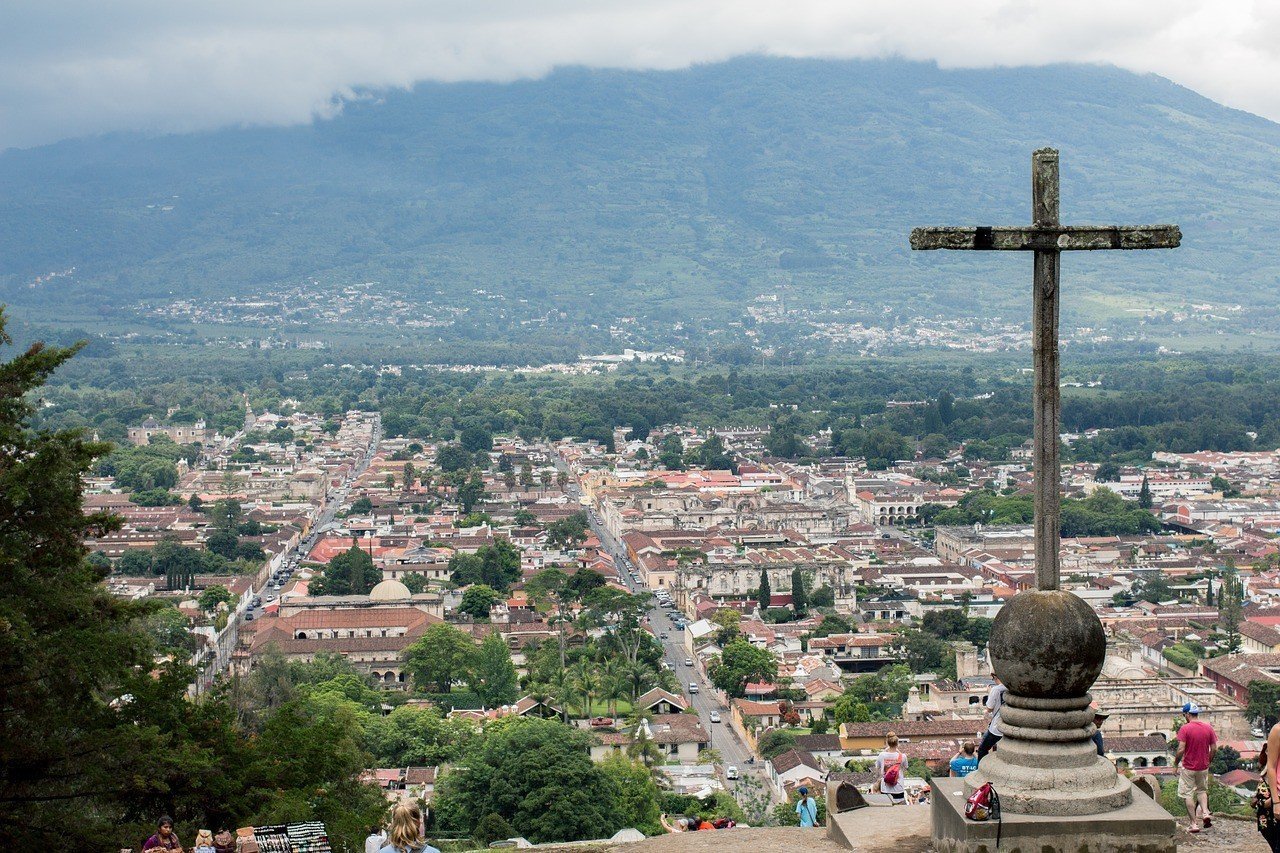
911 149 1179 591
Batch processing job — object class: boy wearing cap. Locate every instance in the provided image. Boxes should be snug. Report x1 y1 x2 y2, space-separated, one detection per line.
1175 701 1217 833
1091 708 1110 757
796 786 819 827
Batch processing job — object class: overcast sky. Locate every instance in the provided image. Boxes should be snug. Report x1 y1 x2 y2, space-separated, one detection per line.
3 0 1278 150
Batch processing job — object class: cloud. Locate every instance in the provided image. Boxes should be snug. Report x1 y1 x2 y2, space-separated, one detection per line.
2 0 1278 150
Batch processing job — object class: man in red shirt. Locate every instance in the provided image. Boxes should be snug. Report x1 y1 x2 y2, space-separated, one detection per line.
1175 702 1217 833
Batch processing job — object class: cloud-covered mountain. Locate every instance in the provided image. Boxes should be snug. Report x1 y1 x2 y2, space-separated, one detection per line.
1 57 1277 335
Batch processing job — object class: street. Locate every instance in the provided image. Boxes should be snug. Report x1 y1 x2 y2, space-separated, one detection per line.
573 480 772 800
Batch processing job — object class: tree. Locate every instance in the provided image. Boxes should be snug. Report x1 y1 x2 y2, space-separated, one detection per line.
757 729 796 760
1095 462 1122 482
188 493 204 513
790 568 807 616
862 427 910 470
0 320 178 847
402 572 428 594
809 584 835 608
118 548 155 576
460 425 494 454
471 632 519 707
902 629 954 676
708 638 778 698
1209 745 1242 775
1219 571 1244 653
459 584 501 619
198 584 234 612
1132 572 1174 604
1211 475 1241 498
402 462 416 489
210 498 243 532
598 756 662 836
756 568 771 614
350 495 373 514
433 717 622 844
405 624 476 693
626 723 662 769
311 545 376 596
1138 475 1153 509
658 434 685 470
458 473 487 514
438 444 473 473
1248 680 1280 731
685 434 735 471
383 473 396 493
206 529 239 559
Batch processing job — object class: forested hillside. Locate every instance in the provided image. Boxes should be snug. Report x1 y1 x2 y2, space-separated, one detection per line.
2 56 1279 341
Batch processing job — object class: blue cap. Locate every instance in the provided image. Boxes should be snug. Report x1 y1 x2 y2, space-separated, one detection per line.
798 786 808 795
1182 702 1201 715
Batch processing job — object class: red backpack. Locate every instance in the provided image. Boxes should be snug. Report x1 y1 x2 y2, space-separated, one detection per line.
966 782 1002 847
965 782 996 820
883 754 903 787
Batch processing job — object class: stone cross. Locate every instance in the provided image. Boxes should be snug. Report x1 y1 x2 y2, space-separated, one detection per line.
911 149 1179 591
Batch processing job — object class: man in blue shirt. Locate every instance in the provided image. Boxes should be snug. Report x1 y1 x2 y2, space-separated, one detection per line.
950 741 979 777
796 786 819 827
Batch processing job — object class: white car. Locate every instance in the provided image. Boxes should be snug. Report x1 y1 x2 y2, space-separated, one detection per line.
684 658 693 667
688 682 699 694
726 766 738 780
710 712 721 723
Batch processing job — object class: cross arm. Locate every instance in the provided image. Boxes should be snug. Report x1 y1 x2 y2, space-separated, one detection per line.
910 225 1180 251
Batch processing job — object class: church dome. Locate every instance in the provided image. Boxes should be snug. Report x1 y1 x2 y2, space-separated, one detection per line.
369 579 411 601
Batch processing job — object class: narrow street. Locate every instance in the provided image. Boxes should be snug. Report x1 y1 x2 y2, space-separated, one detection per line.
573 479 774 804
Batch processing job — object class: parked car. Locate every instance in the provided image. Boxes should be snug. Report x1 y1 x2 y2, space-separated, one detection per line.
710 712 721 723
726 765 738 779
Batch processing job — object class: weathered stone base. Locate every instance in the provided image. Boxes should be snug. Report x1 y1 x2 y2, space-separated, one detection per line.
931 777 1175 853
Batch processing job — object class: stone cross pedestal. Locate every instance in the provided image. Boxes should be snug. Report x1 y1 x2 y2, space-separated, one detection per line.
912 149 1179 821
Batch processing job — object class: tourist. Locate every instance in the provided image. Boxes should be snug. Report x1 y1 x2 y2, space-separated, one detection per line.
193 829 217 853
365 824 387 853
658 814 690 833
1091 707 1110 757
977 675 1006 762
950 741 979 777
875 732 907 803
796 785 819 827
1262 720 1280 851
142 816 182 851
379 802 440 853
695 816 716 831
1174 701 1217 833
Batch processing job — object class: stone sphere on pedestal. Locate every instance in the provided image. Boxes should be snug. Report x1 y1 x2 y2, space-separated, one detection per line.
988 588 1106 697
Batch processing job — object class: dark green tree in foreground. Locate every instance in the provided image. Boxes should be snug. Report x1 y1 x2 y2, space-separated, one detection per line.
433 717 624 844
0 320 159 846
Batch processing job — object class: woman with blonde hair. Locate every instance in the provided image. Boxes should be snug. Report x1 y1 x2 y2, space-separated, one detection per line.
379 802 439 853
875 732 907 804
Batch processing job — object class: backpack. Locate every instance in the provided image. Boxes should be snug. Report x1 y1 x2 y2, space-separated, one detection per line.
966 782 1002 848
883 755 903 787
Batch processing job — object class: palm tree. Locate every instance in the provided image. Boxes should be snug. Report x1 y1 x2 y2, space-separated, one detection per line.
600 660 628 717
550 669 574 723
627 722 662 769
626 661 656 704
574 658 598 719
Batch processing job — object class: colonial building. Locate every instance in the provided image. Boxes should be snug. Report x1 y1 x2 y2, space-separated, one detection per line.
128 416 216 446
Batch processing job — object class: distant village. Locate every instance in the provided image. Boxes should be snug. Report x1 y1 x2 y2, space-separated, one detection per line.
89 402 1280 811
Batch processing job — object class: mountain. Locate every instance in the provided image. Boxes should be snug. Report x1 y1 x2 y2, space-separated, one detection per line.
2 56 1279 348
